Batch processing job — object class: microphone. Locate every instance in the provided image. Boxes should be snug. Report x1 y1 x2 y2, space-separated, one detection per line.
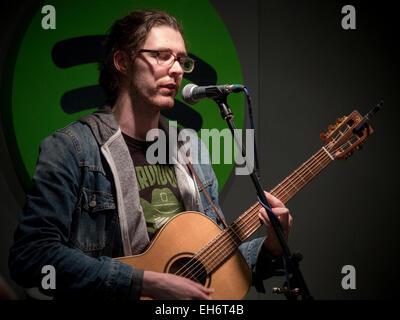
181 83 245 105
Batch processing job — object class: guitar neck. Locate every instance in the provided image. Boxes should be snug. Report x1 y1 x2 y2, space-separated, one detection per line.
193 147 334 275
231 146 334 243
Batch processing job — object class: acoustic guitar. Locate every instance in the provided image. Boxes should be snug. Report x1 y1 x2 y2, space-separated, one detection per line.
115 110 374 299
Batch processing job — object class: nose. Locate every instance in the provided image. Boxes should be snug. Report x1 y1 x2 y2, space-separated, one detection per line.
169 59 184 76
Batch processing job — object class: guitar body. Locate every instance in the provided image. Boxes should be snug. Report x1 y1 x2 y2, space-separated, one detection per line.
115 211 252 300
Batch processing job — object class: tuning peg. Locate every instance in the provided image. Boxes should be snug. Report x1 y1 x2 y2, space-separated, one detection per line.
335 116 347 124
328 124 335 131
320 133 326 140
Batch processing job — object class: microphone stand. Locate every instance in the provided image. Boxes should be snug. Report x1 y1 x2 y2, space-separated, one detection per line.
213 94 313 300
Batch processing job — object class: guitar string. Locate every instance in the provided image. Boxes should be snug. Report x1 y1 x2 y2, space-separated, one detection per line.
184 157 334 282
174 150 334 281
189 155 334 279
267 148 331 202
174 133 356 281
229 135 352 236
173 192 269 279
268 123 354 203
272 131 355 202
176 156 334 282
228 149 332 233
274 151 332 202
174 146 337 280
174 197 264 279
196 132 357 276
175 148 337 281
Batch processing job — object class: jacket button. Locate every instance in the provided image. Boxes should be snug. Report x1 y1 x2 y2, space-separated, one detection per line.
89 195 96 208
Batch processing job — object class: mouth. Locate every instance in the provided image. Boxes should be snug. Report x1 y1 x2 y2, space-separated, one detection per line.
160 83 178 94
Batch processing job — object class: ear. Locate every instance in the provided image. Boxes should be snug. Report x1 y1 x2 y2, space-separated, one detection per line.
113 50 130 75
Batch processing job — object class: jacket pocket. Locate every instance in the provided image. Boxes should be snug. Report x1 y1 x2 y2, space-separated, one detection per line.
70 188 117 254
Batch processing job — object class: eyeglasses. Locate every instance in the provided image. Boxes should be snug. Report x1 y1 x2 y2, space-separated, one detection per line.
139 49 195 73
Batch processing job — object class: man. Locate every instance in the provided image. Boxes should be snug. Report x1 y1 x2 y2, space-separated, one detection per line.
9 10 292 300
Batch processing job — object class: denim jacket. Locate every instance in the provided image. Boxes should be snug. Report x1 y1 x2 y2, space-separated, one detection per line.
9 108 279 299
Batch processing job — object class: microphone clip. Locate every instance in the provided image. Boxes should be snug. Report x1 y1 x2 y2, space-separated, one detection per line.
213 94 234 121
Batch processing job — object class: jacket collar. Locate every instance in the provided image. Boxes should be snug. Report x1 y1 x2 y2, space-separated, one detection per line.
78 106 173 147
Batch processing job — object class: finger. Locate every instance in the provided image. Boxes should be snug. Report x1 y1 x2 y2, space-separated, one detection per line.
202 287 214 295
279 214 289 230
258 211 268 225
264 191 285 208
187 278 207 289
196 291 213 300
199 285 214 294
180 278 214 300
195 286 214 300
271 207 290 216
187 278 214 294
259 208 290 230
288 214 293 227
258 208 279 225
259 207 289 221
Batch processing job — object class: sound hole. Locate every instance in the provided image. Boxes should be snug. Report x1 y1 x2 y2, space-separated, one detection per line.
168 257 209 286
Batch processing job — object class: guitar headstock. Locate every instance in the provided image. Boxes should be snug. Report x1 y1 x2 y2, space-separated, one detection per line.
320 110 374 160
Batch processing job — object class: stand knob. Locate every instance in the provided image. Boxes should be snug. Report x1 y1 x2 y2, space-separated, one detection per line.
272 287 300 297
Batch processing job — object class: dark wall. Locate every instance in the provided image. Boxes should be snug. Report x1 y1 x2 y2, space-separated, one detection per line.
0 0 398 300
215 0 400 300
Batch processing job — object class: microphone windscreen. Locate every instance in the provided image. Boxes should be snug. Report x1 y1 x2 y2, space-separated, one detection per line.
181 83 197 105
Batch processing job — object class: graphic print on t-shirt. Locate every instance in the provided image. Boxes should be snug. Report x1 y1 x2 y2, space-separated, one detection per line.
140 187 183 235
122 133 185 239
135 164 184 238
135 164 178 192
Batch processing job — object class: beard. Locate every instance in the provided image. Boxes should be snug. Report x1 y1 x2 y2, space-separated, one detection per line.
128 79 178 112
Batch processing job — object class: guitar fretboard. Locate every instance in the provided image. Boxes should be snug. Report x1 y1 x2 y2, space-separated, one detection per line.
189 147 334 275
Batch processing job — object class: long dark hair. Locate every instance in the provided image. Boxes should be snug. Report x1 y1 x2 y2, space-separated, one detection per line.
99 10 184 106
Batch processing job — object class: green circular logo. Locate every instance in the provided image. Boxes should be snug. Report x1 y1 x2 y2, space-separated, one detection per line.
3 0 244 192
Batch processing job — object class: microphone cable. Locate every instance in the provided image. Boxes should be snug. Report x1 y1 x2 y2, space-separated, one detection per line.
243 87 260 178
